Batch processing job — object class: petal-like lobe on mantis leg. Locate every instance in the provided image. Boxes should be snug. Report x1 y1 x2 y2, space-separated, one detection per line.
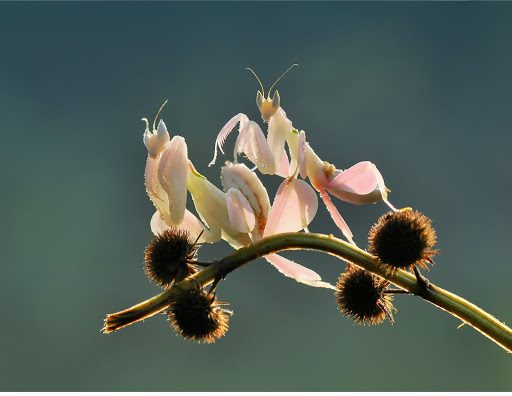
209 113 249 166
329 161 379 195
328 161 396 207
267 108 292 172
276 148 290 178
157 136 189 225
264 254 336 289
150 210 218 243
263 179 318 237
221 162 271 218
298 130 308 179
376 171 397 211
145 151 172 225
150 210 170 235
238 121 276 175
319 188 355 245
226 188 256 233
187 166 251 248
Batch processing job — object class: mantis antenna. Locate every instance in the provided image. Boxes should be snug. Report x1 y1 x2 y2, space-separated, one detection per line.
153 99 168 131
268 63 299 96
245 67 266 97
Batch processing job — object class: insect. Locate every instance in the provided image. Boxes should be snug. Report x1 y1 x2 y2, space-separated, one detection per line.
208 64 298 171
246 63 298 122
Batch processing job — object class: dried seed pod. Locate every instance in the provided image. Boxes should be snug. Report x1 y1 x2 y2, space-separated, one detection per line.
144 227 199 288
336 266 394 326
369 209 438 270
168 286 232 343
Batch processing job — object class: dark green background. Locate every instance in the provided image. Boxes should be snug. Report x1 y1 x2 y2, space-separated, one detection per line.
1 1 511 391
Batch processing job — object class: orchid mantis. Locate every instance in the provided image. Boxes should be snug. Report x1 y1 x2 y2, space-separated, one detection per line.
143 111 334 288
208 67 397 244
221 162 333 288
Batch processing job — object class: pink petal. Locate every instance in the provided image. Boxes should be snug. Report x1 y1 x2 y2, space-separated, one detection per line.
264 179 318 237
157 136 189 225
238 121 276 175
319 188 355 245
208 113 249 167
226 188 256 233
264 254 336 289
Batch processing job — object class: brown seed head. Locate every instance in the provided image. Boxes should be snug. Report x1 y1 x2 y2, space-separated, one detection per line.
336 266 394 326
168 287 232 343
368 209 438 270
144 227 199 288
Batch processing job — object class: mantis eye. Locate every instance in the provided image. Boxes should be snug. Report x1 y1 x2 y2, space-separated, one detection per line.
271 90 280 110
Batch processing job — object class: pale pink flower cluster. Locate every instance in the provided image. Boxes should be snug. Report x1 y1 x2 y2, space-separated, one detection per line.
143 92 396 289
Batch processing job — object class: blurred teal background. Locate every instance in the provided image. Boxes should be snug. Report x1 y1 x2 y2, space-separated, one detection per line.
1 2 511 391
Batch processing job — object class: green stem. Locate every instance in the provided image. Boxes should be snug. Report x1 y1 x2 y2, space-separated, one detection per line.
103 232 512 353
